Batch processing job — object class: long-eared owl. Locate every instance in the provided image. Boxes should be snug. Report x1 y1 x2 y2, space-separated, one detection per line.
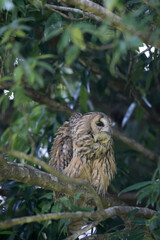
50 112 116 196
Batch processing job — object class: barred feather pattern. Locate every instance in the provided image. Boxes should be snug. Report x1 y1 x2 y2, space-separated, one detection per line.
50 112 116 234
50 112 116 195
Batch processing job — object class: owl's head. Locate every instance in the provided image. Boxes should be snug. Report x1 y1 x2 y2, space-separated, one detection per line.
86 112 112 143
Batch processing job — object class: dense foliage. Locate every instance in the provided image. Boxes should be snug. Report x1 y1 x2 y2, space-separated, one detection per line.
0 0 160 239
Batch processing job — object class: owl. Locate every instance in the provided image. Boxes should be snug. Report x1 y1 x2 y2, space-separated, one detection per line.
50 112 116 196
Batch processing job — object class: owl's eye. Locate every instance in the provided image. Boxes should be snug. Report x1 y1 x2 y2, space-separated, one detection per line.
96 121 104 127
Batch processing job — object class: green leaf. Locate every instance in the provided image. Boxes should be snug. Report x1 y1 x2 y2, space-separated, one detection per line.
41 202 52 213
65 45 80 65
34 71 45 88
28 0 42 8
58 30 70 53
60 196 72 210
152 168 159 181
0 94 10 112
39 192 53 200
14 0 26 15
58 218 70 235
37 54 54 60
51 202 63 213
71 27 86 50
137 186 152 204
1 29 13 44
119 181 152 195
13 86 29 107
73 192 83 205
149 216 159 231
15 29 26 38
79 85 88 112
14 65 23 84
37 61 53 73
43 27 63 42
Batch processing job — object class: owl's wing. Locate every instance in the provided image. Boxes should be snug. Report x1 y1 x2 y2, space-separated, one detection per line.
50 113 83 172
50 121 73 172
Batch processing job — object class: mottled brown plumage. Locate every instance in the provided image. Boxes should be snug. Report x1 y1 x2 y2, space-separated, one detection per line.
50 112 116 196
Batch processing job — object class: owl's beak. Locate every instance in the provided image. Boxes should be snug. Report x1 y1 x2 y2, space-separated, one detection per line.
94 131 112 142
102 127 112 136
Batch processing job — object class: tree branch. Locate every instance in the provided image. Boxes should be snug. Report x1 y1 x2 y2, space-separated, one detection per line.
0 162 75 196
0 158 124 209
113 129 159 164
0 81 159 164
79 55 160 126
0 147 103 210
45 4 103 22
60 0 160 49
0 206 156 230
0 81 74 116
25 86 74 117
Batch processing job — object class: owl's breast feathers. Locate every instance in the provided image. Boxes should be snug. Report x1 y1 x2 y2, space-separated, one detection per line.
50 112 116 195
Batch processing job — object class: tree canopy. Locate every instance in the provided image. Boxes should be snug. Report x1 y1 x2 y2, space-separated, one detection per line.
0 0 160 239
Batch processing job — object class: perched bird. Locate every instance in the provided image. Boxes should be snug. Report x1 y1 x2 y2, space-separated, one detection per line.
50 112 116 196
50 112 116 234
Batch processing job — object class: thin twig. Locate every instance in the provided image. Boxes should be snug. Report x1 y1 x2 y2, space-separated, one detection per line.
45 4 103 22
86 42 114 51
46 7 86 21
0 206 156 230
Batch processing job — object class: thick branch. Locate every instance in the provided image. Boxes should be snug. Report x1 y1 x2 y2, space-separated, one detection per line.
0 156 124 208
60 0 160 49
0 206 156 230
0 147 103 210
0 162 75 196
